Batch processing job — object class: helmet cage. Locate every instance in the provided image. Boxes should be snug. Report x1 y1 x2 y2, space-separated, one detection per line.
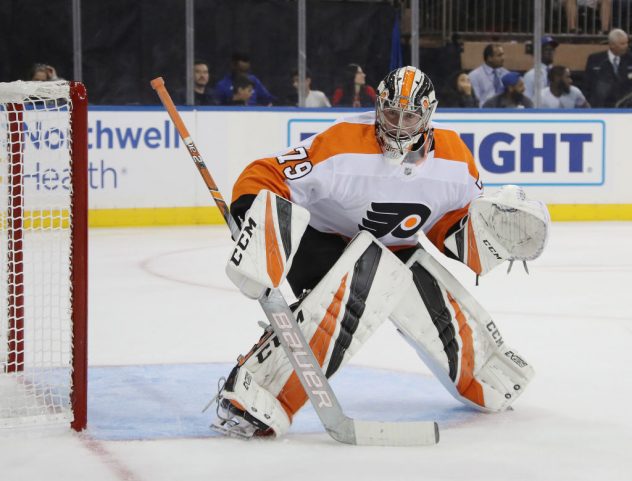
377 96 435 139
375 69 438 165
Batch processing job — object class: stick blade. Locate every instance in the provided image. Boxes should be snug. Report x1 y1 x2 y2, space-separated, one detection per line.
327 419 439 446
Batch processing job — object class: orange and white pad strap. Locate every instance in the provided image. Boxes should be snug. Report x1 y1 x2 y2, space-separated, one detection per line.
231 231 412 432
226 189 310 299
390 248 534 412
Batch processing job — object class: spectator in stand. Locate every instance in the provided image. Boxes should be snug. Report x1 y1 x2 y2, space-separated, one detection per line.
191 60 217 106
223 75 254 106
540 66 590 108
523 36 558 100
441 70 479 108
584 28 632 107
468 44 509 107
215 52 274 106
288 68 331 107
565 0 612 34
483 72 534 108
29 63 61 81
332 63 376 107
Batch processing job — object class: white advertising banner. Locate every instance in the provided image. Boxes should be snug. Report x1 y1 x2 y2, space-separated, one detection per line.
85 107 632 214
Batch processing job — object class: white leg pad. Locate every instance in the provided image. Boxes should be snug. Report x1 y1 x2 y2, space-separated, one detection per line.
390 249 535 412
235 230 412 423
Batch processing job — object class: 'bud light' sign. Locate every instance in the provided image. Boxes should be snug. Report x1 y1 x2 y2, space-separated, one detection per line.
446 119 604 186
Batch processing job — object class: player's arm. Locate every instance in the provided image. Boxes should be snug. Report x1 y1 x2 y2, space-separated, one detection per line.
230 156 292 226
230 145 319 225
426 134 484 269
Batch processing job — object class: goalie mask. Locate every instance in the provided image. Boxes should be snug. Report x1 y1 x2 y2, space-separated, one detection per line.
375 67 438 168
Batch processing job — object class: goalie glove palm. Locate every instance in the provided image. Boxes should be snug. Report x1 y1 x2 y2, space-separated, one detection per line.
471 184 550 261
446 185 550 275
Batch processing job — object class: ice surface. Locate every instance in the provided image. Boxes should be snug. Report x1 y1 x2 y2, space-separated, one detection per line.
1 223 631 481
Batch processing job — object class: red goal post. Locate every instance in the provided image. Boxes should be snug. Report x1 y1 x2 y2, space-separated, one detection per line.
0 80 88 431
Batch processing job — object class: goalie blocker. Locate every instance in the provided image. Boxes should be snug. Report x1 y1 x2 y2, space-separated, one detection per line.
225 189 310 299
216 189 537 437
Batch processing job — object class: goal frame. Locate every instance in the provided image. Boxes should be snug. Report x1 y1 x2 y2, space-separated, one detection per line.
3 81 88 431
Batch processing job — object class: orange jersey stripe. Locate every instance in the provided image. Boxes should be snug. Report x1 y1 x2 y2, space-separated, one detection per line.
308 121 382 162
433 128 479 180
277 273 348 419
427 206 483 274
232 157 291 203
447 293 485 407
232 121 381 203
426 206 469 253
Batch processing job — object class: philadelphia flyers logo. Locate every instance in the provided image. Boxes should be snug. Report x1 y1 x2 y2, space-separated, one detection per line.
359 203 431 239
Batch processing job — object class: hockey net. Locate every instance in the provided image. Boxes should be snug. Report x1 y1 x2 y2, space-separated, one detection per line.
0 81 87 431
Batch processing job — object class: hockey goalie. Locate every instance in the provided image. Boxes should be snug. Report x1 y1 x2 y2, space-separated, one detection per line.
211 66 549 439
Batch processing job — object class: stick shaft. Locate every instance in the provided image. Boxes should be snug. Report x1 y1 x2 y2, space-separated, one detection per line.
150 77 239 238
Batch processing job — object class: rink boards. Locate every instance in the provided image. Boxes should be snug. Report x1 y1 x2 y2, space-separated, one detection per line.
20 106 632 225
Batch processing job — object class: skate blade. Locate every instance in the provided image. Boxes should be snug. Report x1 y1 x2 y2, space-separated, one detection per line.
210 421 257 440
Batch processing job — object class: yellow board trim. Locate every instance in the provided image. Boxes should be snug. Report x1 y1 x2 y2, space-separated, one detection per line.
548 204 632 221
81 204 632 227
88 207 225 227
3 205 631 229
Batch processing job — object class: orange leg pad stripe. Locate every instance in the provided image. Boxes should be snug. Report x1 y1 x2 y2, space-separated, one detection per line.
277 274 348 419
448 293 485 407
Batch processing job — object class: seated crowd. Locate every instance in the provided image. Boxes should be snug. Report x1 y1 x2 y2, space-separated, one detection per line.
439 28 632 109
178 54 374 108
30 28 632 109
182 29 630 109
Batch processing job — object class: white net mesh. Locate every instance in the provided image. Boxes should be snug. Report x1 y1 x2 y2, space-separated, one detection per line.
0 81 75 428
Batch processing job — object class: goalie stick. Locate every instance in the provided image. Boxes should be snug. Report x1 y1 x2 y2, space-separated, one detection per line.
150 77 439 446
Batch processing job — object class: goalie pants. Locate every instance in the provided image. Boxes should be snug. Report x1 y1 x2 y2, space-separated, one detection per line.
287 226 417 296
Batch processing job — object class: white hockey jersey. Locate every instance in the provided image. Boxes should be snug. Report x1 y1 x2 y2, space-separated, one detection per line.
232 111 482 254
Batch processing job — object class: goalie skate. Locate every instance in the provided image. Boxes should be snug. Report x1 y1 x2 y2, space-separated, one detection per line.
209 372 274 440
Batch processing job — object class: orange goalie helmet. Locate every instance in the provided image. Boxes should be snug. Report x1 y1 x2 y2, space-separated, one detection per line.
375 66 438 169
